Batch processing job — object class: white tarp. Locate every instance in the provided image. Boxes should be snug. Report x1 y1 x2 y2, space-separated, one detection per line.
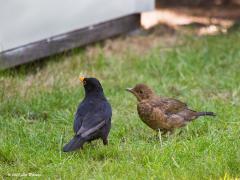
0 0 154 52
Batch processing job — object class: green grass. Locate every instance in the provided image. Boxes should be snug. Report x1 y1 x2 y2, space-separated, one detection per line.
0 29 240 179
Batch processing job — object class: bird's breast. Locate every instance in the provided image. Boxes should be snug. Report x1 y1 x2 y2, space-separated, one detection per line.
137 102 152 120
137 102 170 130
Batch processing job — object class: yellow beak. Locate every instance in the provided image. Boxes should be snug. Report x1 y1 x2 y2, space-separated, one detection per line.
79 76 85 82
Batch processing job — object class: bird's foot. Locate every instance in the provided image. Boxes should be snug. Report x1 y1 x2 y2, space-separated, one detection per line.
102 139 108 145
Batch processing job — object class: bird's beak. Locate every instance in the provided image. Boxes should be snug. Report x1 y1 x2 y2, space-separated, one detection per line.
126 88 134 93
79 76 85 84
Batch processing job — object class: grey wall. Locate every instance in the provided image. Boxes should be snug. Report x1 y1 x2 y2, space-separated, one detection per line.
0 0 154 52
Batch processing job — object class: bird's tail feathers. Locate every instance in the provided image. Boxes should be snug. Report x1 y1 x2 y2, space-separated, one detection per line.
196 111 216 117
63 136 84 152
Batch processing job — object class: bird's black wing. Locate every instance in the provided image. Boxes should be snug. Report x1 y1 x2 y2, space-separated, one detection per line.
73 99 91 133
75 100 112 138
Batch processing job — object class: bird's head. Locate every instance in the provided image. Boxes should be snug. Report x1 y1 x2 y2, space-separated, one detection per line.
126 84 154 101
79 76 103 96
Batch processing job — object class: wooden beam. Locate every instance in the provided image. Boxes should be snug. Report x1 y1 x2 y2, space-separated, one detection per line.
0 14 140 69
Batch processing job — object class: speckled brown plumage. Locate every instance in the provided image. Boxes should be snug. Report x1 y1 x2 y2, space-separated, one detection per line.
126 84 215 134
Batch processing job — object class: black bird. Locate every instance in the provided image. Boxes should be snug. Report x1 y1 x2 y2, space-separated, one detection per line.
63 76 112 152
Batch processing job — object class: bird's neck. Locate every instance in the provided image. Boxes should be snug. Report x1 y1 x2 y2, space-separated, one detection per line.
85 91 106 100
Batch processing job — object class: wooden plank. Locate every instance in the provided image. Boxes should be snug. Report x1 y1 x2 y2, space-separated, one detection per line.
0 14 140 69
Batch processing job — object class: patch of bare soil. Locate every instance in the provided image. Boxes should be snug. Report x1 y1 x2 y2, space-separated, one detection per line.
142 6 240 35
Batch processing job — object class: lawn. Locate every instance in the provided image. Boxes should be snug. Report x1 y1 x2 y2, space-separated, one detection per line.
0 26 240 179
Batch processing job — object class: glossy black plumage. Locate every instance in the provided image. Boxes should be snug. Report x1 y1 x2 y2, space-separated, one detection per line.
63 77 112 152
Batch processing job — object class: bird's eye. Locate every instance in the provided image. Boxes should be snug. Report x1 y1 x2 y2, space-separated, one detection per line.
139 90 143 94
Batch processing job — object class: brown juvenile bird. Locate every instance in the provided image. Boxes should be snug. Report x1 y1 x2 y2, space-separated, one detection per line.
126 84 215 134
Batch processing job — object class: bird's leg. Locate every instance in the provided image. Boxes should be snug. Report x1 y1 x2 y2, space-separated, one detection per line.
166 131 170 138
166 129 174 137
161 129 168 136
157 129 163 147
102 137 108 145
87 139 93 144
154 129 167 140
177 130 183 136
101 135 108 145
